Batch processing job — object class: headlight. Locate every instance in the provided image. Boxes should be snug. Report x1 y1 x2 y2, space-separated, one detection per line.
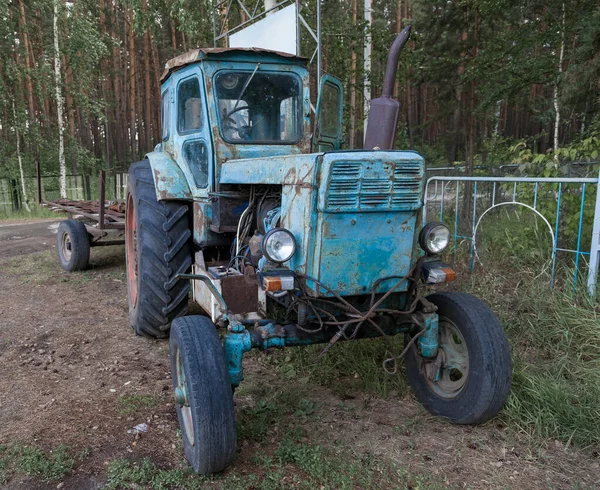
419 222 450 255
262 228 296 264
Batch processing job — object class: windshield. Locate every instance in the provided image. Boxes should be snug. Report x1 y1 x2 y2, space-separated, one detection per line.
214 70 303 144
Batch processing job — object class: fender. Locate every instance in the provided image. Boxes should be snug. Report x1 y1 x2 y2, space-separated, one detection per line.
146 150 192 201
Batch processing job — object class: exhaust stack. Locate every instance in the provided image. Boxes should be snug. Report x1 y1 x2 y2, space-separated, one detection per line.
363 25 412 150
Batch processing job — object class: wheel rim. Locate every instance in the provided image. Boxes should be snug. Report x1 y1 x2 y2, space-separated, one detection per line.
424 317 469 399
126 194 138 307
61 232 72 261
174 348 195 446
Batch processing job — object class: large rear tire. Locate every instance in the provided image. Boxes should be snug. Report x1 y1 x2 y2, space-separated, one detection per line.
170 316 237 474
405 292 512 424
125 160 192 338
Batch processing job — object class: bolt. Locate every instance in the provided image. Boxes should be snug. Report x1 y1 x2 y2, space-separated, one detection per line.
174 385 188 406
351 219 356 225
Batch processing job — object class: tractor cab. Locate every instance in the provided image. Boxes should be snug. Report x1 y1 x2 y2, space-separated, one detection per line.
154 47 343 199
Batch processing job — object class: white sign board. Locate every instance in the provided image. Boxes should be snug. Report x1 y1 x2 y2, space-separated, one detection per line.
229 4 298 55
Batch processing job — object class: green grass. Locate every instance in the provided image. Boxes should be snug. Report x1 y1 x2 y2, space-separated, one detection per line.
274 338 410 400
2 250 58 284
0 204 59 221
0 443 86 482
103 429 455 490
116 394 160 416
104 458 208 490
467 265 600 446
234 379 316 443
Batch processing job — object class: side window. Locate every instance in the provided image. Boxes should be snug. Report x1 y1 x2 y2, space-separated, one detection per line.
319 82 341 138
178 78 202 134
183 141 208 188
161 89 169 141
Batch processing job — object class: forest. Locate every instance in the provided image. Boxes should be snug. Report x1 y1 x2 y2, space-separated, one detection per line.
1 0 600 204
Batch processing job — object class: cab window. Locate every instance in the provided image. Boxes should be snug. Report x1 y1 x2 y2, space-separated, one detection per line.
178 77 202 134
214 70 302 144
161 89 170 141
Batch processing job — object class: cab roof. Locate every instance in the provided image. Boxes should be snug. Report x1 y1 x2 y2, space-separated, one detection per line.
160 47 308 83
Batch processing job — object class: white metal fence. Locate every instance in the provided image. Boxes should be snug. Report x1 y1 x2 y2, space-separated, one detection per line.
423 173 600 296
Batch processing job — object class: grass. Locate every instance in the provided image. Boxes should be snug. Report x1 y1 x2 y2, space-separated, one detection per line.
1 246 126 286
465 208 600 445
0 204 59 221
103 429 455 490
117 394 160 416
275 338 410 400
468 266 600 446
0 443 86 482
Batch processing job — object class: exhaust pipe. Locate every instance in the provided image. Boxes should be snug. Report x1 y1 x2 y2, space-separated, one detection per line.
363 25 412 150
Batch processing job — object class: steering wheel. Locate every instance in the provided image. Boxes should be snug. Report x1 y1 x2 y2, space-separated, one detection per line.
225 105 249 118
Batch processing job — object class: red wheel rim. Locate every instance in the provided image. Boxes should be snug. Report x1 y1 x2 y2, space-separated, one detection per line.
126 193 138 308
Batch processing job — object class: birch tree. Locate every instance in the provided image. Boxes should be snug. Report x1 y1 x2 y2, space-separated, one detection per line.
53 0 67 198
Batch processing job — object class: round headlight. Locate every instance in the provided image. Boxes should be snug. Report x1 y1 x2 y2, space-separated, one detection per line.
419 222 450 255
262 228 296 264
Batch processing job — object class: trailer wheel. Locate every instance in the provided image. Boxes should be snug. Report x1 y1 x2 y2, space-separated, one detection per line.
170 316 237 474
56 220 90 271
126 160 192 338
405 292 512 425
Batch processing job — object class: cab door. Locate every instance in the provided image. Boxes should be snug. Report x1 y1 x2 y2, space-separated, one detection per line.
172 67 213 195
312 74 344 152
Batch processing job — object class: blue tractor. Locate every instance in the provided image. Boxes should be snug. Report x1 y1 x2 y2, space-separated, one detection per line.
124 29 512 474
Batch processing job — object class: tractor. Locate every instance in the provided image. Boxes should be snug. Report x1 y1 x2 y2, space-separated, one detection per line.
124 27 512 474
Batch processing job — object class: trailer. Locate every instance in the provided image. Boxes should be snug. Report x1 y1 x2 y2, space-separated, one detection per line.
41 170 125 271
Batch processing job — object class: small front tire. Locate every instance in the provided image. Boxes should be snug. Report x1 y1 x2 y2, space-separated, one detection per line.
405 292 512 425
56 220 90 271
169 316 237 474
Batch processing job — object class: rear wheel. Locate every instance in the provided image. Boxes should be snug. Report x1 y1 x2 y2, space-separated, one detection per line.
405 292 512 424
170 316 237 474
125 160 192 338
56 220 90 271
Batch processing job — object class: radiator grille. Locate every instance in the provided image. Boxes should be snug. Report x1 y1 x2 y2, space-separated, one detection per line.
325 160 423 212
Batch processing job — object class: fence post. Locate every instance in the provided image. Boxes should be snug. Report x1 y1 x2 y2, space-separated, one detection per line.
99 170 105 230
587 170 600 296
36 160 42 204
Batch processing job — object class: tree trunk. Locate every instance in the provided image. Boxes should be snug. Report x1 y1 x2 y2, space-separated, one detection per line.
143 0 153 152
17 0 35 121
151 38 161 142
12 102 31 212
128 6 137 161
53 0 67 198
553 3 566 155
349 0 358 149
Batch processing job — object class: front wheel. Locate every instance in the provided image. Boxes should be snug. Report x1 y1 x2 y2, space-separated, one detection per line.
405 292 512 424
169 316 237 474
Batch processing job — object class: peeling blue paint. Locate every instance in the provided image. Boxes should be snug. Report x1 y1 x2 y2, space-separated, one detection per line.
146 151 192 200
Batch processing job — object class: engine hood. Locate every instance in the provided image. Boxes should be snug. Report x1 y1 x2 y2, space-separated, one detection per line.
219 154 322 186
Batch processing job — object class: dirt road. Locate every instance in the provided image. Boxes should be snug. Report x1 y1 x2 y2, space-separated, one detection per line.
0 220 598 489
0 219 61 259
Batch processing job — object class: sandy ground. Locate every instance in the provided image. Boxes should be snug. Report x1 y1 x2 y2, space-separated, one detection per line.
0 219 598 489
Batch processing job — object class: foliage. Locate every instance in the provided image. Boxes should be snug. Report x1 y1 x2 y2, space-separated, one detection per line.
3 0 600 211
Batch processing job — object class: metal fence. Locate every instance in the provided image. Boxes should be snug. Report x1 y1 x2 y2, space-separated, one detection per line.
422 173 600 296
0 173 128 213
